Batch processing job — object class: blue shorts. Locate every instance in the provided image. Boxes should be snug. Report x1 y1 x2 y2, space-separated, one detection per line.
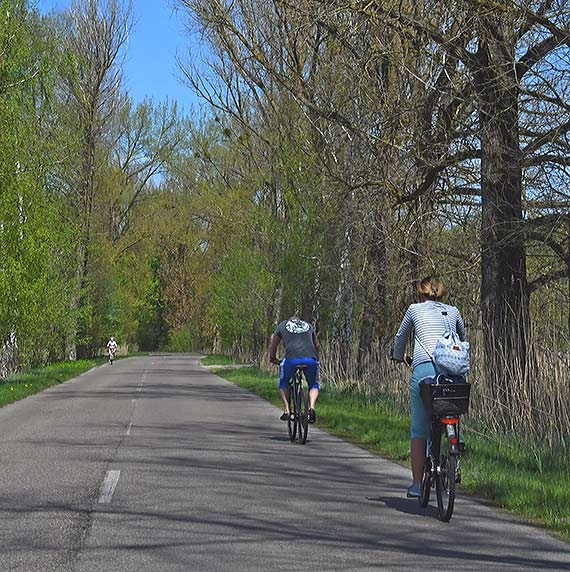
278 357 320 390
410 362 436 440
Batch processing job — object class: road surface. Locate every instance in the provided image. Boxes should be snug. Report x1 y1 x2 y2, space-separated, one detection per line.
0 354 568 571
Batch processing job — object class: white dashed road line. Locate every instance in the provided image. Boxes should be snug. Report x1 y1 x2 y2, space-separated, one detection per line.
98 470 120 504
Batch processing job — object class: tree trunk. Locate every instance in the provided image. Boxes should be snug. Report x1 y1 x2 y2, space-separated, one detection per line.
476 26 530 396
332 202 353 374
75 125 96 359
357 207 388 377
0 332 19 378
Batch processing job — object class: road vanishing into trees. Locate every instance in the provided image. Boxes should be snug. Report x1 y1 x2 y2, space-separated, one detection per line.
0 354 568 572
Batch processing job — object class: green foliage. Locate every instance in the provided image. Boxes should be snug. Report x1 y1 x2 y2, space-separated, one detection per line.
162 328 194 352
209 246 275 351
136 256 168 351
0 1 76 367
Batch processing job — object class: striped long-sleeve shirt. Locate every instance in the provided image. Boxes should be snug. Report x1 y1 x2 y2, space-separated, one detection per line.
393 301 466 369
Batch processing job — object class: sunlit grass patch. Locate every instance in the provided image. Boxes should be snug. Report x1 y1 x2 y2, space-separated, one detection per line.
0 359 102 407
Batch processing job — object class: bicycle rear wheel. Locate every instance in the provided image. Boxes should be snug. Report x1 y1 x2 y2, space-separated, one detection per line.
287 384 297 442
298 378 309 444
436 439 456 521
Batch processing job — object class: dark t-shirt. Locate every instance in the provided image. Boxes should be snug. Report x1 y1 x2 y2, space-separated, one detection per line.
273 318 318 359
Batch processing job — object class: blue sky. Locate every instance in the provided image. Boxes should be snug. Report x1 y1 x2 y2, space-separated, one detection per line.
35 0 205 111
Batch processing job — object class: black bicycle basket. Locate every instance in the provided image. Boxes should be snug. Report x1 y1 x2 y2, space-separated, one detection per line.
420 376 471 417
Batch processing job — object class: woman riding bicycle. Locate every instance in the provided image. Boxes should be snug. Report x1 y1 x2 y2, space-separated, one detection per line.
393 276 466 498
269 314 320 423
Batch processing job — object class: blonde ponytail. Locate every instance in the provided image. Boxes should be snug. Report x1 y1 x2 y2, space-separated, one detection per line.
417 276 447 301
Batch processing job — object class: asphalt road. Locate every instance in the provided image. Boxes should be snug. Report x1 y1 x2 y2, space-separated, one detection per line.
0 354 568 571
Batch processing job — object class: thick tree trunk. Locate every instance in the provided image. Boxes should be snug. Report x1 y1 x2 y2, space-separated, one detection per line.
310 256 321 333
566 221 570 340
332 209 354 374
476 28 530 396
357 209 388 377
332 229 352 369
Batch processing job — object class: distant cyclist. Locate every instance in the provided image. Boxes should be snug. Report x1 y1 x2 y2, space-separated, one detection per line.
269 314 320 423
106 336 118 364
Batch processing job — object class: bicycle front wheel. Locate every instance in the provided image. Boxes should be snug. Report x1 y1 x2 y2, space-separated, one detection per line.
436 443 456 521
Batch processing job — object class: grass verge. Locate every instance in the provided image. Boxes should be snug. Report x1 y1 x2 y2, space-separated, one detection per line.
0 354 144 408
0 359 103 407
208 361 570 542
202 354 235 366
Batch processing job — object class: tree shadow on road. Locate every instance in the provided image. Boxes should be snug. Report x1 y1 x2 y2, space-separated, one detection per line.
366 494 440 518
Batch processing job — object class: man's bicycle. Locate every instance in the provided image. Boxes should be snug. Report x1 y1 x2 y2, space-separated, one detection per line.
419 375 471 521
108 348 116 365
287 366 310 444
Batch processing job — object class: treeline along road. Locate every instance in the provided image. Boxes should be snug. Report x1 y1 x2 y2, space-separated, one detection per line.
2 1 570 563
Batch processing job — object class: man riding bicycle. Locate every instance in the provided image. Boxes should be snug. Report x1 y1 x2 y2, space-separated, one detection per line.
106 336 118 364
269 314 320 423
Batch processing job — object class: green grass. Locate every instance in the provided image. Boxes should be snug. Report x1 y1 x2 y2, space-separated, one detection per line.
201 354 235 366
0 359 103 407
0 353 146 408
207 359 570 542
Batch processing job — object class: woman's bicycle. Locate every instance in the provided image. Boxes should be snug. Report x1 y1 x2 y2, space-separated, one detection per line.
419 374 471 522
287 366 310 444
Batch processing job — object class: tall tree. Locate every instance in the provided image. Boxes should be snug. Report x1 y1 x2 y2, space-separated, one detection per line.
362 1 570 387
58 0 132 357
0 2 71 371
